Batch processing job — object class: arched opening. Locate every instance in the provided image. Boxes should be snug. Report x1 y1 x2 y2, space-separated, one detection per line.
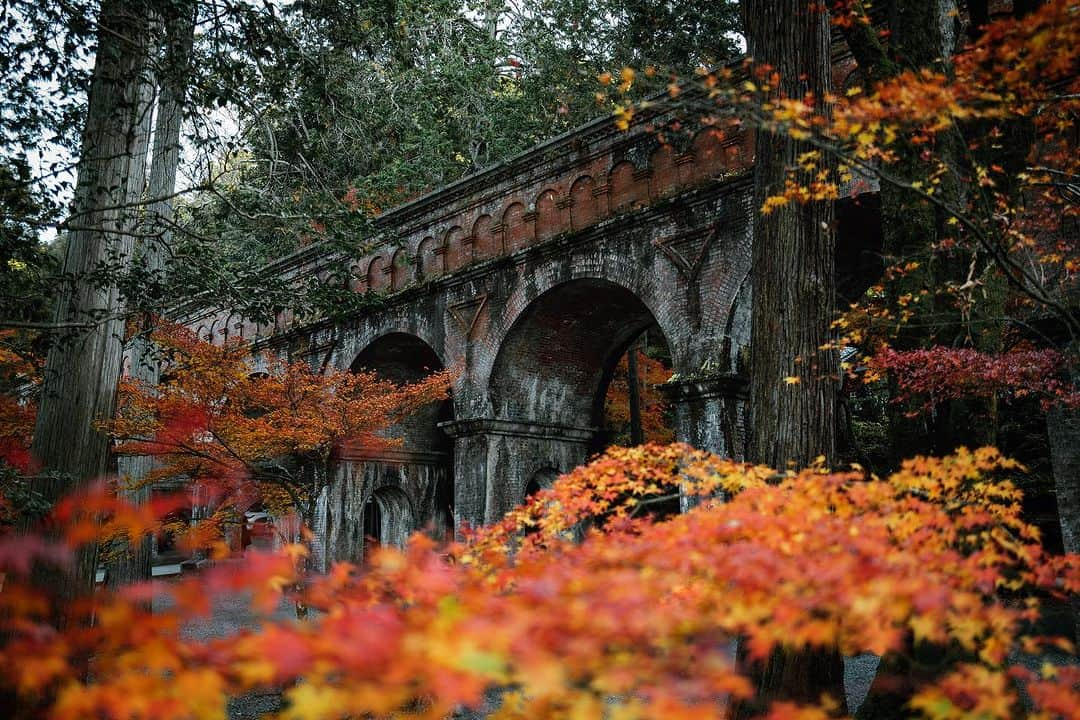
362 485 414 553
489 279 674 437
597 324 676 450
349 333 454 544
488 279 677 509
525 466 560 500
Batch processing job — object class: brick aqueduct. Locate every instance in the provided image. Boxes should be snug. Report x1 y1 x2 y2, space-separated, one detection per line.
188 107 776 567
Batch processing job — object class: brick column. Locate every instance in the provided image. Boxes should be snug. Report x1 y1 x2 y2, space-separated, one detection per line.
661 374 749 460
440 417 596 528
660 374 748 512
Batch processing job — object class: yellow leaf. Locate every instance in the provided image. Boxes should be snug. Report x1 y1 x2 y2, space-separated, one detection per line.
783 376 801 385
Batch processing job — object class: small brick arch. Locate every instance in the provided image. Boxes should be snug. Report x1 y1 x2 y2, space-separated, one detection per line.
502 201 531 252
649 144 678 198
348 262 365 293
533 188 563 240
443 225 467 272
608 160 644 210
209 318 225 344
362 485 415 552
524 466 560 501
390 247 411 291
692 127 727 179
367 256 388 292
472 214 496 260
725 142 743 171
225 312 241 342
568 175 596 229
416 236 442 279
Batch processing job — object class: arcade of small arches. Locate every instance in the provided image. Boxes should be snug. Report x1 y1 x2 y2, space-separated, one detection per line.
188 123 753 348
350 126 751 298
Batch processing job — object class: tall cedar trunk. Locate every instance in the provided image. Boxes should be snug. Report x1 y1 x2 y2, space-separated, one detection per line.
107 0 196 589
744 0 838 470
1046 404 1080 643
740 0 845 714
30 0 154 607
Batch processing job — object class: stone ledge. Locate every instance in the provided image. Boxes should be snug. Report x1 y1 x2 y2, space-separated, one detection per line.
439 417 596 443
336 447 450 465
659 374 749 402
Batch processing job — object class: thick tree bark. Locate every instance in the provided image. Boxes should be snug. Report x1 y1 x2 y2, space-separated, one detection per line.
1046 405 1080 643
30 0 154 605
107 0 196 589
740 0 845 713
744 0 838 470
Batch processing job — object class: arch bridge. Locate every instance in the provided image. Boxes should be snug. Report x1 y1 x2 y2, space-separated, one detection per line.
188 101 876 565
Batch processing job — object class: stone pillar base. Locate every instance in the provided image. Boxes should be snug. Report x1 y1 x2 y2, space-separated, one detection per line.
440 418 596 527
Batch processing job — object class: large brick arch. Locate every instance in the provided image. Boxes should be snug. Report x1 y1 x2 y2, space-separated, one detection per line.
485 278 678 429
322 330 455 564
348 331 452 479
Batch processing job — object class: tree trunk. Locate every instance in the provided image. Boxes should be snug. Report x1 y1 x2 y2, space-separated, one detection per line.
107 0 196 590
30 0 154 607
744 0 838 470
740 0 845 713
1046 405 1080 643
627 342 643 445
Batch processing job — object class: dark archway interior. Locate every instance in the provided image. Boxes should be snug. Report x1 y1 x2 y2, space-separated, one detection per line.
362 486 414 551
489 279 672 434
836 194 884 307
351 332 452 454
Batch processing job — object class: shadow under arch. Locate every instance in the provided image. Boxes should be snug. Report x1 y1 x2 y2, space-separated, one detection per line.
488 278 673 445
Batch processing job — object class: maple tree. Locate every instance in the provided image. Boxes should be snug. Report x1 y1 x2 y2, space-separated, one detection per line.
105 323 450 581
602 0 1080 621
602 347 675 446
1 442 1077 718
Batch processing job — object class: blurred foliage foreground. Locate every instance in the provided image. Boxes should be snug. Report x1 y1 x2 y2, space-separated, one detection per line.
0 443 1077 719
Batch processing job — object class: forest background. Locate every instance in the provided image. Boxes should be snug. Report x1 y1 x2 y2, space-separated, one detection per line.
0 1 1079 719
